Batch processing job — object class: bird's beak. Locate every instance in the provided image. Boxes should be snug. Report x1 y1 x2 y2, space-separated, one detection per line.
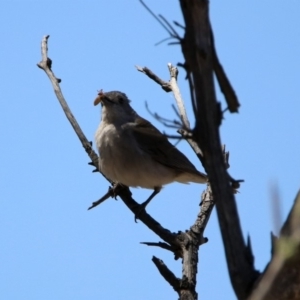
94 95 102 106
94 90 104 106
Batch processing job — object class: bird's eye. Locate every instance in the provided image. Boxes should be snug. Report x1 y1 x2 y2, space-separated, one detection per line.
118 96 124 104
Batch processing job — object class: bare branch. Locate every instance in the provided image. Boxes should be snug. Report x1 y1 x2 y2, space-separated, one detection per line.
173 21 185 30
163 133 185 140
139 0 175 39
178 129 204 158
136 64 190 129
179 2 260 298
190 184 213 244
158 14 181 40
152 256 181 294
154 36 174 46
137 64 205 161
171 103 181 120
37 35 101 178
145 101 183 128
141 242 173 252
210 27 240 113
136 65 172 92
88 184 126 210
167 63 190 130
139 0 181 42
175 148 228 300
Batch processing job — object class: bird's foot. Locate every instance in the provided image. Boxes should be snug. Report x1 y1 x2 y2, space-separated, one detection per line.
111 182 122 199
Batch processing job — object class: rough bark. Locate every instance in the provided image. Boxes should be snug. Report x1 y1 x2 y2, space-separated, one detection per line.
179 1 259 299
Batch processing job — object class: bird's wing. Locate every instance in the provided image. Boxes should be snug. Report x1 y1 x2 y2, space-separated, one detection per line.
123 116 206 178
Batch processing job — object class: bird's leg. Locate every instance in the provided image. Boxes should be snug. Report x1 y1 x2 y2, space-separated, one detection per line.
141 186 162 208
134 186 161 222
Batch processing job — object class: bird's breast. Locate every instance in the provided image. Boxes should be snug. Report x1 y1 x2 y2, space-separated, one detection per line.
95 123 176 188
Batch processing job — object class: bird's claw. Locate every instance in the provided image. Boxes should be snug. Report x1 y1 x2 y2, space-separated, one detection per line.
109 185 119 200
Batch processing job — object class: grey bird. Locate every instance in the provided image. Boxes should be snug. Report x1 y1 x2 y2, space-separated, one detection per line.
94 90 207 212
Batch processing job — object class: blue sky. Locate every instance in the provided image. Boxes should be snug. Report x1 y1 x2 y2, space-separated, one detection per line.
1 1 299 299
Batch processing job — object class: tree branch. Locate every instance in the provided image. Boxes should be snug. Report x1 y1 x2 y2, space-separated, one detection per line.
136 65 172 92
137 64 204 159
37 35 100 177
152 256 181 294
167 63 190 129
179 1 259 299
141 242 174 252
137 62 219 299
210 27 240 113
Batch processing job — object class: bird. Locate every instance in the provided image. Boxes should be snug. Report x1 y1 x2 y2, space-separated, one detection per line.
94 90 207 214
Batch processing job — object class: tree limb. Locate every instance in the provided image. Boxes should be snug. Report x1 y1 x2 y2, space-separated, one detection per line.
152 256 181 295
167 63 190 129
37 35 101 177
136 60 221 299
136 65 172 92
137 64 204 159
210 27 240 113
141 242 174 252
179 1 260 299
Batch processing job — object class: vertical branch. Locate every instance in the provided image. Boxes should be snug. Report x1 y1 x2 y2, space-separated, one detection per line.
137 64 213 299
167 63 190 129
179 1 259 299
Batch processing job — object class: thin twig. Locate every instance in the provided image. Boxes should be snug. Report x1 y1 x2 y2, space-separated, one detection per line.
155 36 174 46
139 0 181 42
141 242 173 252
88 184 123 210
136 65 172 92
171 103 181 120
167 63 190 130
210 25 240 113
158 14 181 40
162 133 184 140
145 101 182 128
168 42 181 46
173 21 185 30
139 0 174 37
137 64 205 159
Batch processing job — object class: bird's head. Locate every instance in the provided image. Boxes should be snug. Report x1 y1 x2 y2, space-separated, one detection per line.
94 90 136 124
